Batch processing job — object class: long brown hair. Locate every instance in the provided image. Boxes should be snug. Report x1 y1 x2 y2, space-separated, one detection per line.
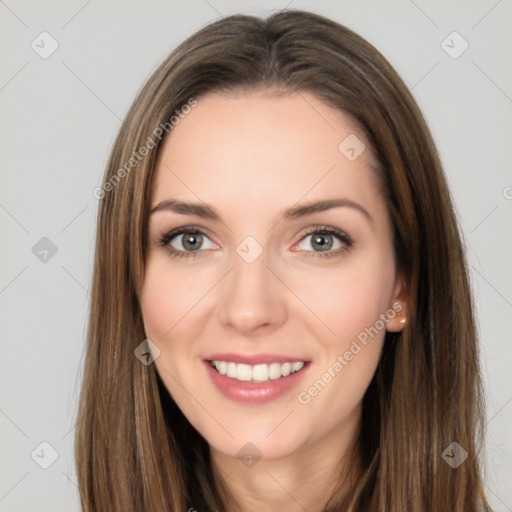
75 9 491 511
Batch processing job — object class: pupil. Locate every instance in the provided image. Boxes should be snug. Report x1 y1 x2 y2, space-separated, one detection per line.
313 234 332 251
183 232 202 251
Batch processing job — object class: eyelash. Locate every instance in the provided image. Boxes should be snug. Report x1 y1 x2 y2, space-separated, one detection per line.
157 225 353 260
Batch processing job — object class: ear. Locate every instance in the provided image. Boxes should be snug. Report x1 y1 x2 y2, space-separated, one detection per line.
386 272 409 333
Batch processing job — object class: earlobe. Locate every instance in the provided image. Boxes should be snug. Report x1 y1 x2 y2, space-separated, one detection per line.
386 301 407 332
386 274 408 332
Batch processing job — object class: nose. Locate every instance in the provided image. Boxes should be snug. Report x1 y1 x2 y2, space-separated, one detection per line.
216 248 287 335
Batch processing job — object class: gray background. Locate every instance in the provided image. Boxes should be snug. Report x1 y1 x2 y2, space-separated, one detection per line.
1 0 511 510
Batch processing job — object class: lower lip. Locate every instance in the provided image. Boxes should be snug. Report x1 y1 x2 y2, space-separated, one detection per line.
203 360 310 404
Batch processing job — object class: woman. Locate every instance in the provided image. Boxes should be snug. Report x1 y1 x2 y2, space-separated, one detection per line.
75 9 491 511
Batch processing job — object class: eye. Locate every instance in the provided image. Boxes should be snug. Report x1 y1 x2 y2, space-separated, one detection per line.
157 225 353 260
294 226 353 258
158 226 216 259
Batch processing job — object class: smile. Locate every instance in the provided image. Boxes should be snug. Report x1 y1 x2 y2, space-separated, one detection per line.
204 358 311 404
210 360 305 383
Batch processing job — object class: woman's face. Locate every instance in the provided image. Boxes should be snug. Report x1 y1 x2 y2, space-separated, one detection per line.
140 89 406 462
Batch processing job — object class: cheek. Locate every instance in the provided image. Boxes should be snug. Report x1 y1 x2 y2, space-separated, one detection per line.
140 256 208 339
140 258 185 340
140 275 169 339
293 252 394 415
294 275 390 428
291 255 395 346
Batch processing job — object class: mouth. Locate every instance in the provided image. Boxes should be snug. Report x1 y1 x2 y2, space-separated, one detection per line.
203 357 311 404
208 359 308 383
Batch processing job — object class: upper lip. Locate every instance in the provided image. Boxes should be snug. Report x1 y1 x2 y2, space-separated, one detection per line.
205 353 310 365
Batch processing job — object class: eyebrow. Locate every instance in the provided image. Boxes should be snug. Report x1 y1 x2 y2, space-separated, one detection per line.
150 197 373 225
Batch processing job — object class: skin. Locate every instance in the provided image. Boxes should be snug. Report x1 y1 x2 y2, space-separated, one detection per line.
140 89 408 511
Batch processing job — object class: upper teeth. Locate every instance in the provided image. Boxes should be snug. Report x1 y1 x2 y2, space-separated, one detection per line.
211 361 305 382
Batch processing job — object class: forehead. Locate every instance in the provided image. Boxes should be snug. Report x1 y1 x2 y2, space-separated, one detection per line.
151 90 384 223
